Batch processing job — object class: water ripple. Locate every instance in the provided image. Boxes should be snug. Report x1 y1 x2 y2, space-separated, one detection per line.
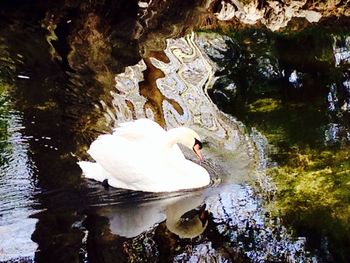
0 109 39 262
79 32 315 262
111 32 262 187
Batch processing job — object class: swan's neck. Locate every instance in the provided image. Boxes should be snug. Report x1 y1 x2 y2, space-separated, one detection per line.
164 127 191 149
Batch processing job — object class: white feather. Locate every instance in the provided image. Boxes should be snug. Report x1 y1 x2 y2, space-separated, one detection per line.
78 119 210 192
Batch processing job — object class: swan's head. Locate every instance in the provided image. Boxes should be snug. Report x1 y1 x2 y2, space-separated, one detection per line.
192 138 203 162
174 127 203 161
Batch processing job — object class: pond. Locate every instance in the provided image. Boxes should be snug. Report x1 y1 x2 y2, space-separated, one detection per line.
0 3 349 263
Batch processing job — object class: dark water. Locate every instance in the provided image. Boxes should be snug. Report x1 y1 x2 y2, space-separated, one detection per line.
207 26 350 262
0 3 350 263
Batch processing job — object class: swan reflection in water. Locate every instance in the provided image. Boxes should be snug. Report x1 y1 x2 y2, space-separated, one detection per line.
94 192 209 239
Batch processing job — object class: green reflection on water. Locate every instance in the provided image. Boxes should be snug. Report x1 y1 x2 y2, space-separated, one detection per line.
0 84 10 166
0 43 14 166
207 25 350 261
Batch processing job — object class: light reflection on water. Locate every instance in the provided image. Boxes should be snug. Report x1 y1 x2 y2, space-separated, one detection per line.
0 109 39 262
80 32 312 262
0 25 316 260
112 32 261 184
0 6 347 261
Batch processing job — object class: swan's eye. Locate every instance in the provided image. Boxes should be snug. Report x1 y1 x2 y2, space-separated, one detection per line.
194 138 202 149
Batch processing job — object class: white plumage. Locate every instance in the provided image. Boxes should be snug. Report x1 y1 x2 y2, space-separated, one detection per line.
78 119 210 192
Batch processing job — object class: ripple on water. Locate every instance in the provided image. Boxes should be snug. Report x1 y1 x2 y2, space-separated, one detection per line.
80 32 315 262
0 111 40 262
205 184 313 262
110 32 261 187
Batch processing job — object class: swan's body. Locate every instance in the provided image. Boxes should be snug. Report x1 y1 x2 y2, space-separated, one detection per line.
78 119 210 192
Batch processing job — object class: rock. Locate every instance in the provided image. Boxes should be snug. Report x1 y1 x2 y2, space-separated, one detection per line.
301 10 322 23
215 1 236 21
212 0 346 31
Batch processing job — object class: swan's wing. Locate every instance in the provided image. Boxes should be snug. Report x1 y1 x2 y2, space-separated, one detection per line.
113 119 165 141
114 119 184 159
87 134 156 185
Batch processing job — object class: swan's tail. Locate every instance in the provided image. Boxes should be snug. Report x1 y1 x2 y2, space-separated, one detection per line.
77 161 109 182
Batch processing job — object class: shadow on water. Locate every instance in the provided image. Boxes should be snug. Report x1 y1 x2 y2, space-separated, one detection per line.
0 16 84 263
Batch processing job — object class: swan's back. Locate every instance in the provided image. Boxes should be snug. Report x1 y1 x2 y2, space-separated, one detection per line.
113 119 165 141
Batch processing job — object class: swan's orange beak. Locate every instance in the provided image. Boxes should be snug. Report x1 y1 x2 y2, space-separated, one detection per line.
193 144 203 162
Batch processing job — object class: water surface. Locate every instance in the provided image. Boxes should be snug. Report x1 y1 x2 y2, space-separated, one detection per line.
0 5 349 263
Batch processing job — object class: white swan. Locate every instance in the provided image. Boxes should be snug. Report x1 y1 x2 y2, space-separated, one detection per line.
78 119 210 192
